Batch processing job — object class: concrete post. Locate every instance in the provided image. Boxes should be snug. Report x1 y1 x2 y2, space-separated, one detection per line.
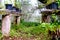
47 15 51 23
17 16 21 25
2 14 12 36
14 16 20 25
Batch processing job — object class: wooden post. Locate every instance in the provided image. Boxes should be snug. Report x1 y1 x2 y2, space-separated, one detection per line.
47 15 51 23
17 16 21 25
2 14 12 36
14 16 20 25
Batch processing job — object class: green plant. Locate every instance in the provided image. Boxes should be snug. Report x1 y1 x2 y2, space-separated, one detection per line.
57 0 60 7
3 20 59 40
15 0 21 9
4 0 12 4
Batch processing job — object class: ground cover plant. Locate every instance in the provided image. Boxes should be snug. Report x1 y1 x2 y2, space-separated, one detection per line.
0 20 60 40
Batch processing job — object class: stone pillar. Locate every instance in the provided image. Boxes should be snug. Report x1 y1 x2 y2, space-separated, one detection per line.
2 14 12 36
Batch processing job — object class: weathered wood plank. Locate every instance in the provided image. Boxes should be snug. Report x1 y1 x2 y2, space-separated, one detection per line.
0 9 11 15
41 9 60 15
0 9 22 16
41 9 60 12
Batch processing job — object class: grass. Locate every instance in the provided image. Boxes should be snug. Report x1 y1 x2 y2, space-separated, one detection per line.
10 20 59 40
0 20 60 40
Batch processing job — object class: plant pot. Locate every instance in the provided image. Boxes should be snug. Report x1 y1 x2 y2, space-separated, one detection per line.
5 4 12 10
46 2 58 9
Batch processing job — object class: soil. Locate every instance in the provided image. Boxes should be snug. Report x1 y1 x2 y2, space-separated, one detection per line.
1 36 36 40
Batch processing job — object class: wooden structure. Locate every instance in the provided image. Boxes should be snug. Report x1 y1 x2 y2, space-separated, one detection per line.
0 9 22 36
41 9 60 40
41 9 60 22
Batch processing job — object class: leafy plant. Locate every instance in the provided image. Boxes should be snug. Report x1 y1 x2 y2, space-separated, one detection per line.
0 19 60 40
15 0 21 9
4 0 12 4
